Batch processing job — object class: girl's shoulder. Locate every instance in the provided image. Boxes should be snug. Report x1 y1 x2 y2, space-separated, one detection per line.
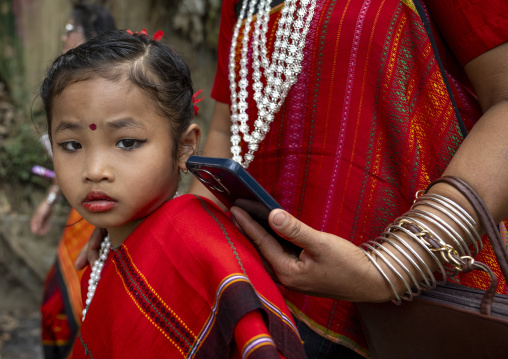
127 193 267 282
167 193 228 223
139 193 234 243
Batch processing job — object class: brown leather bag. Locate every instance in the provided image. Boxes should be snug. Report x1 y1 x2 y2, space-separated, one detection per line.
355 176 508 358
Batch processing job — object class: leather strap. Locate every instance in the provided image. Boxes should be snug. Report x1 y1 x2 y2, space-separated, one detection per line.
425 175 508 315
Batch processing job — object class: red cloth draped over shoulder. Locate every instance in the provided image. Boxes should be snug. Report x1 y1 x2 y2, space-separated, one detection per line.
72 195 304 359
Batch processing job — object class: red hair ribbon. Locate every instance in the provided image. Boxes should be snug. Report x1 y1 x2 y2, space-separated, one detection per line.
152 30 163 42
192 89 205 116
126 28 163 41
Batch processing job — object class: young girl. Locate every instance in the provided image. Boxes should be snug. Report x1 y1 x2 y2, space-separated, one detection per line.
35 5 116 357
40 30 304 358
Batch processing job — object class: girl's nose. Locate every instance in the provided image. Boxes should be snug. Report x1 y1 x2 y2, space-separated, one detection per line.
83 152 114 183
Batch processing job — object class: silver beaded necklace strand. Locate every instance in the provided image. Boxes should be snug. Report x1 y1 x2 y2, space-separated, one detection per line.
82 235 111 321
229 0 317 168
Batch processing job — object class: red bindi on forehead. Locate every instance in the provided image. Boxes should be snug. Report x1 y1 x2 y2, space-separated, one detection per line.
89 123 97 130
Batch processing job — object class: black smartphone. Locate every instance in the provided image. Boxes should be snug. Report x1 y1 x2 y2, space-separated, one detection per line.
186 155 302 256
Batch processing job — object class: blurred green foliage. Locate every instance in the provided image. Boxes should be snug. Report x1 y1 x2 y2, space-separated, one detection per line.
0 0 49 190
0 122 52 188
0 0 27 106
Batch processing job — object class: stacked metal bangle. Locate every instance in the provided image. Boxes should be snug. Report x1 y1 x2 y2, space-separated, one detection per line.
361 189 481 304
411 192 482 255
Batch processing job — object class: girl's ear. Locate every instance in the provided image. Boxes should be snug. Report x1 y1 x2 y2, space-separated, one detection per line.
177 124 201 171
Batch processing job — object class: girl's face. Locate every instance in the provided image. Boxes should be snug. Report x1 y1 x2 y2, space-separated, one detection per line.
51 76 199 246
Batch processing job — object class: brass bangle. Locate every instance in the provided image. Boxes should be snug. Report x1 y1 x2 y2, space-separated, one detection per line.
395 216 470 276
406 208 469 256
392 216 448 283
414 193 482 255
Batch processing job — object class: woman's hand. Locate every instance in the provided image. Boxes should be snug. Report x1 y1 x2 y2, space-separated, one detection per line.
30 200 53 236
74 227 106 270
230 206 391 302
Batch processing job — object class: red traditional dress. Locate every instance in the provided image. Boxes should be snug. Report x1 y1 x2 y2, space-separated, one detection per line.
72 195 305 358
212 0 508 356
42 209 94 359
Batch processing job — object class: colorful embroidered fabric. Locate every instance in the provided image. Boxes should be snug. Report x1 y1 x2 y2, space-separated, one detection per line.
72 195 304 358
211 0 508 355
41 209 94 359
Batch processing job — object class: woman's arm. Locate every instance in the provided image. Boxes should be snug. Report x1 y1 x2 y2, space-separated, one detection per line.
442 40 508 222
231 40 508 302
30 181 61 235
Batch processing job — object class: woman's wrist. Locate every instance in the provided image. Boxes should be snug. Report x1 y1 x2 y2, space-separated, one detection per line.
46 185 61 205
361 181 480 303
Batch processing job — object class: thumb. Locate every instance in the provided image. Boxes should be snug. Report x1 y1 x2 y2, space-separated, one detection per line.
269 209 322 251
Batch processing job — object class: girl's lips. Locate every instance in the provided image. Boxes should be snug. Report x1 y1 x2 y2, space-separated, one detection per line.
81 192 117 212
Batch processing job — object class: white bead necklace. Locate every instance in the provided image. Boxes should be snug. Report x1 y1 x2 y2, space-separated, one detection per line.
229 0 317 168
82 235 111 321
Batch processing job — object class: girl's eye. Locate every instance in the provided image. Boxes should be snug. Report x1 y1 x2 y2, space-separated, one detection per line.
58 141 82 151
116 139 145 150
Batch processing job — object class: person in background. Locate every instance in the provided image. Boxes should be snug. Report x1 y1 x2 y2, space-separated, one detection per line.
187 0 508 357
61 2 116 53
41 29 304 358
31 3 116 358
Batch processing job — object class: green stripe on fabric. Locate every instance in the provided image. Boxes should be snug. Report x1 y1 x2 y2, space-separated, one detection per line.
349 4 403 241
78 333 95 359
297 0 337 219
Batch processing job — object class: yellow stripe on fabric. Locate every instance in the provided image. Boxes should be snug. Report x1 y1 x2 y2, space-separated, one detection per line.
316 0 351 178
242 334 276 359
348 8 409 242
400 0 417 13
112 260 189 357
406 32 432 184
411 40 454 185
114 245 196 337
256 292 301 338
192 274 252 354
384 10 405 91
335 0 388 236
356 7 408 235
296 0 335 218
111 245 197 357
286 301 369 358
348 3 404 246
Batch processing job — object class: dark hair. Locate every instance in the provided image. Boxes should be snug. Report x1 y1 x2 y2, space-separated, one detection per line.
72 3 116 40
41 30 195 159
